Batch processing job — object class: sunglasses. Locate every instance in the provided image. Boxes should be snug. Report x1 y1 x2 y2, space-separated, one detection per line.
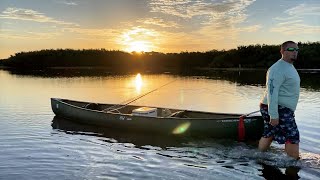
286 47 299 52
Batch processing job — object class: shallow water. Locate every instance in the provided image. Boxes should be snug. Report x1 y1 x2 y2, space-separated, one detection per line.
0 69 319 179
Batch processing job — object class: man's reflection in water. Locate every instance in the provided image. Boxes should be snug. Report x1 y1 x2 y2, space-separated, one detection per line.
260 163 300 180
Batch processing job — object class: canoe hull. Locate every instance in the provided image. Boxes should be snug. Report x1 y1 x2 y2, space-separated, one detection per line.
51 98 264 139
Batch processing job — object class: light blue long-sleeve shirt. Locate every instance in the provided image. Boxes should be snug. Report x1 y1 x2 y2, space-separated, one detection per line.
260 59 300 119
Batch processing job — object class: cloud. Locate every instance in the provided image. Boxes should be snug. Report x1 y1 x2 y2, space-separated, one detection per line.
0 29 60 40
149 0 256 21
0 25 122 42
0 7 79 27
56 0 78 6
239 25 262 32
284 3 320 16
271 24 320 35
149 0 196 19
136 17 181 28
194 24 262 46
0 7 122 42
144 0 261 51
277 20 304 26
271 3 320 35
63 27 120 41
0 7 123 41
148 0 258 39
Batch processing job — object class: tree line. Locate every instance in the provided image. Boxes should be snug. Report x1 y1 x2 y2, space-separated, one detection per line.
1 42 319 71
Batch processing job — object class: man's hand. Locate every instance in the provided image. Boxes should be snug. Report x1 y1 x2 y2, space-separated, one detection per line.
270 118 279 126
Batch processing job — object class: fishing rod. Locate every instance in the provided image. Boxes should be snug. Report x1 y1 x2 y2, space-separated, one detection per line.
243 110 260 117
104 79 177 112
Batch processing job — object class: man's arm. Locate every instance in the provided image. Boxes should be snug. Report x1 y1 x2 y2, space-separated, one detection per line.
266 69 285 124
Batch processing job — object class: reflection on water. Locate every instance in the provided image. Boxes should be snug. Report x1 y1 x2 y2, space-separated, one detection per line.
51 116 320 170
259 162 300 180
135 73 143 94
189 69 320 91
51 116 188 149
4 68 320 90
1 69 320 179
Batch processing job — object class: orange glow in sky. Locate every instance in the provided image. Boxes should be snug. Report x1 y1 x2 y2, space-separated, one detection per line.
0 1 319 59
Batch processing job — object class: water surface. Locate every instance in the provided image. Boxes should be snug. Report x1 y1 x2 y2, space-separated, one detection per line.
0 69 319 179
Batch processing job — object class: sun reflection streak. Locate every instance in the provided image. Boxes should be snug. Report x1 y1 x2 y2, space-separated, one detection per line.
135 73 143 94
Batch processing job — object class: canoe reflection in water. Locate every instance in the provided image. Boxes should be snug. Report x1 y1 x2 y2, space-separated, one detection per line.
51 116 190 148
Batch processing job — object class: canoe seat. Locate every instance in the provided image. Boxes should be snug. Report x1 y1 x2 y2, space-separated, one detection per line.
170 111 188 118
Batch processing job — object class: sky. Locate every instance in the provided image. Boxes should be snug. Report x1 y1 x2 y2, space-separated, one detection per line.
0 0 319 59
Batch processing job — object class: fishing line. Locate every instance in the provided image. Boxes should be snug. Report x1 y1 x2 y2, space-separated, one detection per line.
104 79 177 112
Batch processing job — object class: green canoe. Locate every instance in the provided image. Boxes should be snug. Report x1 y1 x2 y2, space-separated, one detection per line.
51 98 264 140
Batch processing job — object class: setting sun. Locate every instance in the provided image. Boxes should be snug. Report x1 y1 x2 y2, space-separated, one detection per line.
127 41 151 53
120 27 158 53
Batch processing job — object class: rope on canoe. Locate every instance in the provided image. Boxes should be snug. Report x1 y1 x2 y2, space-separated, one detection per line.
238 110 260 141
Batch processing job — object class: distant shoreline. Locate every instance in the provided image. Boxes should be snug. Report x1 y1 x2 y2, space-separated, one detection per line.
2 42 319 70
1 65 320 73
0 65 9 69
194 67 266 71
196 67 320 72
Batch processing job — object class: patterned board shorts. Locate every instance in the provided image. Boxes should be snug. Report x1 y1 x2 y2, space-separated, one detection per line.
260 103 300 144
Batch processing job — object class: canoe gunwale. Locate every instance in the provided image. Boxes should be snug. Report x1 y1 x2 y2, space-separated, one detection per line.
51 98 261 121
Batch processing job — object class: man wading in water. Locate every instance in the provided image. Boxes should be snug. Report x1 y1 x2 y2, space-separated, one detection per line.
258 41 300 159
